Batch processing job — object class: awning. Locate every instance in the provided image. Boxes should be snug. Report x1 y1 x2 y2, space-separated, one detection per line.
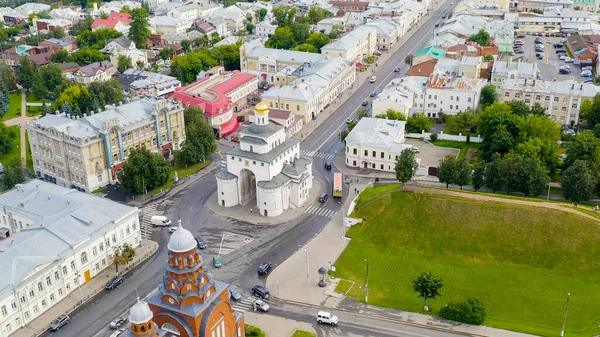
219 116 240 137
356 62 363 67
261 73 267 77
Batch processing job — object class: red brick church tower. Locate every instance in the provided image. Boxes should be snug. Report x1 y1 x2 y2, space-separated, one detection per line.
121 221 245 337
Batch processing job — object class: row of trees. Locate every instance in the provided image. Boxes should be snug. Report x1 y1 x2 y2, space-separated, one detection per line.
266 6 332 52
374 109 434 133
170 43 242 83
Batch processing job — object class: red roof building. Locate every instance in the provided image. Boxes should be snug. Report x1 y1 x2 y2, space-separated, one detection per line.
170 67 258 137
91 12 132 31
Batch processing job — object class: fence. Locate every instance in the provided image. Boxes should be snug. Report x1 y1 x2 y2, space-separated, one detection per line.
406 130 483 143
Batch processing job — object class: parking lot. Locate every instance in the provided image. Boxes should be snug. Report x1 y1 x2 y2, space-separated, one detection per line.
500 35 592 82
405 138 459 167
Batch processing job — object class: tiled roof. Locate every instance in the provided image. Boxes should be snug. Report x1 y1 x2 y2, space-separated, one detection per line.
91 12 131 29
76 60 114 77
406 60 437 76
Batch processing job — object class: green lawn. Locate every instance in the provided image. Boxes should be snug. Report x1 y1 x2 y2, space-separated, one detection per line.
290 330 316 337
25 131 33 174
25 92 44 103
147 160 210 195
432 140 484 161
564 43 574 58
244 325 265 337
26 106 43 117
355 183 402 205
0 125 20 167
334 187 600 337
1 92 22 121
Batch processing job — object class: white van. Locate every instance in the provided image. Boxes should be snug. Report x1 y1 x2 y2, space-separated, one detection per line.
316 311 339 325
151 216 171 227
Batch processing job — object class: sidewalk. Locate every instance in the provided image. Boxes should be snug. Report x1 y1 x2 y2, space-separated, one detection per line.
12 240 159 337
267 182 539 337
206 179 324 225
244 312 316 337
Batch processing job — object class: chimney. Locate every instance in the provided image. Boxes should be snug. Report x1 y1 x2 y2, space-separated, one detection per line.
96 108 101 114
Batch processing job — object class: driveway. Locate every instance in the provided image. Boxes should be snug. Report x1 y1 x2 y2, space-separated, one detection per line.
405 138 459 167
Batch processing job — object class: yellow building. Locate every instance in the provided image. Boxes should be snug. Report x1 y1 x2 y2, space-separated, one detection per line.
499 79 600 126
321 26 377 61
26 97 186 192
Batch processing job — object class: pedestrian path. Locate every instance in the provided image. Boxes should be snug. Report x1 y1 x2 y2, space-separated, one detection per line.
231 296 255 312
140 203 158 240
301 150 336 160
306 205 337 218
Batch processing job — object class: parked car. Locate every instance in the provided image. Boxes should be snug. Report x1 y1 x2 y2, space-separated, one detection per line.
370 91 377 97
559 68 571 74
316 311 339 325
517 34 526 38
361 101 368 106
369 76 377 83
319 193 329 203
556 49 566 54
253 299 270 312
412 146 420 153
151 216 171 227
195 235 207 249
582 66 593 71
50 315 70 331
394 67 401 72
110 329 126 337
232 136 239 143
324 162 332 170
559 55 568 60
229 289 242 301
109 317 127 329
581 70 593 78
554 43 563 48
252 284 271 299
537 54 544 60
515 49 525 54
258 262 273 275
105 276 124 290
434 23 440 27
565 57 574 63
346 117 353 124
213 256 222 268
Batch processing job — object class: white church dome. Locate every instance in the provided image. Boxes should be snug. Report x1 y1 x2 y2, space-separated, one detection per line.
167 222 197 253
129 299 153 324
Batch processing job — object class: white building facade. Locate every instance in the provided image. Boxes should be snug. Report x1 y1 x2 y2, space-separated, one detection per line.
216 102 313 217
0 181 140 337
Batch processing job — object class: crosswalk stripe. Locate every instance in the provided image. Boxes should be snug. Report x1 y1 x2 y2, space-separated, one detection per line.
140 203 158 239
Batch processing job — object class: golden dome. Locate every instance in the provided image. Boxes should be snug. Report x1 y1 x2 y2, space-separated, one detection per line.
255 101 269 115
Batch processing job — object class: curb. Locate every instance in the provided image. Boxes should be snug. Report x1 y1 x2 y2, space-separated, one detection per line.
32 241 160 337
272 296 484 337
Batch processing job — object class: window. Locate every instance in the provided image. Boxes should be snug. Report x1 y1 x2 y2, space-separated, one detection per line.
81 252 88 264
1 305 7 317
24 311 29 320
380 164 384 169
33 305 38 314
364 150 368 156
41 300 47 308
38 282 43 292
92 247 97 257
63 266 68 275
50 294 55 302
450 96 454 101
5 323 11 333
54 271 59 281
380 152 384 158
58 288 63 296
11 302 16 310
515 93 521 98
126 226 130 235
504 92 510 97
29 289 34 298
20 296 25 304
554 97 559 102
112 234 116 244
47 276 52 286
450 105 453 110
353 148 357 155
572 104 578 108
372 151 376 157
66 282 71 291
99 242 104 252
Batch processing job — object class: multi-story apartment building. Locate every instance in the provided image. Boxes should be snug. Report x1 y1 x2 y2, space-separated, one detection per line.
364 19 401 50
499 79 600 126
321 26 377 61
491 59 538 87
260 56 355 123
72 61 115 85
117 69 182 97
572 0 598 11
518 0 572 11
0 181 140 337
26 97 186 192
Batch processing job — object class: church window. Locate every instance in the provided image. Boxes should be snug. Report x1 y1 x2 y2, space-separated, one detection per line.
261 163 264 166
231 156 234 160
253 161 256 165
188 284 192 290
133 326 137 332
141 326 146 332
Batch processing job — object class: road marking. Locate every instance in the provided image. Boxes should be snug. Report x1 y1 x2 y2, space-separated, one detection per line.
301 150 336 160
306 205 337 218
231 296 255 312
140 203 158 240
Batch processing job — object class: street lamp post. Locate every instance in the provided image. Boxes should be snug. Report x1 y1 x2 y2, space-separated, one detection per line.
365 258 369 303
560 293 571 337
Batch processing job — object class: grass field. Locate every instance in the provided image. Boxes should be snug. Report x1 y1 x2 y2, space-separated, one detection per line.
147 160 210 195
290 330 316 337
335 185 600 337
432 140 483 161
26 92 44 103
0 125 20 167
1 92 22 121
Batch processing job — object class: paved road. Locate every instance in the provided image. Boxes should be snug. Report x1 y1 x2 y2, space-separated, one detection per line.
42 1 456 336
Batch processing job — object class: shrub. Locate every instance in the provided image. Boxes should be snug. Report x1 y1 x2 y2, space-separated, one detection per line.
245 325 266 337
439 297 486 325
430 133 438 142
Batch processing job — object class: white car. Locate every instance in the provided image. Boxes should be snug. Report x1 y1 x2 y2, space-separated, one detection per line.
110 329 125 337
559 55 568 60
253 299 270 312
169 226 178 233
412 146 421 153
369 76 377 83
346 118 353 124
316 311 339 325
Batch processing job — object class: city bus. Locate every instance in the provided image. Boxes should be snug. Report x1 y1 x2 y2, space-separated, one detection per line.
333 172 343 198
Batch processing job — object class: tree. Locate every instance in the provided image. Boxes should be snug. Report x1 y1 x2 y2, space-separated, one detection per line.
170 49 219 83
479 84 498 108
71 47 107 65
0 121 16 155
472 162 485 191
562 160 595 203
117 55 132 73
112 243 136 273
174 106 217 165
49 49 71 63
128 8 151 49
455 159 470 189
291 43 318 53
160 47 175 61
121 148 172 195
328 24 344 39
51 27 65 39
395 148 418 183
0 63 16 91
32 63 67 99
483 54 494 61
530 102 545 116
500 154 549 196
0 89 8 118
308 7 329 24
306 32 330 52
181 39 191 52
291 23 310 45
1 158 25 189
468 28 491 46
77 28 122 49
210 33 221 47
272 6 297 27
15 57 38 90
405 54 413 65
70 15 94 36
507 100 532 117
265 27 296 49
445 111 475 134
412 271 443 311
245 14 255 34
438 155 457 188
258 8 268 22
440 298 487 325
565 130 600 167
406 114 433 133
485 153 503 192
141 1 150 13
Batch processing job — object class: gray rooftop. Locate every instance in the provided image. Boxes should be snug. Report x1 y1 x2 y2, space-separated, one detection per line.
345 117 411 153
258 156 312 188
228 138 300 163
0 181 138 296
117 69 181 91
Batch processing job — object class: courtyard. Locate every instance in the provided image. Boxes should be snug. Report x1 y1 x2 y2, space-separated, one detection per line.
333 184 600 337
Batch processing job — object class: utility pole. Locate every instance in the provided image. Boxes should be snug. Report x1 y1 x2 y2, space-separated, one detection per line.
560 293 570 337
305 249 310 288
365 258 369 303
